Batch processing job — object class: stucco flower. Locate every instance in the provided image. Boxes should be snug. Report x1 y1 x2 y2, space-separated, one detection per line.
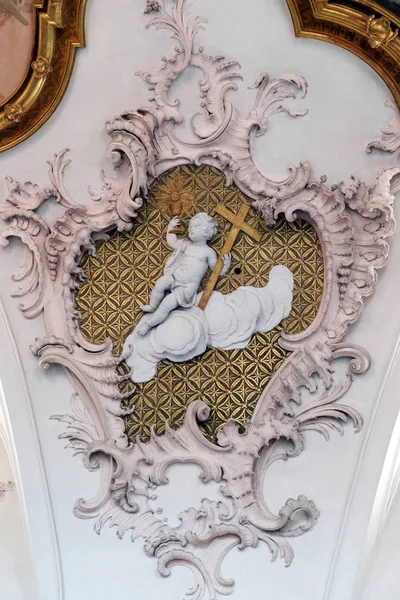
4 103 23 122
144 1 161 14
32 57 52 78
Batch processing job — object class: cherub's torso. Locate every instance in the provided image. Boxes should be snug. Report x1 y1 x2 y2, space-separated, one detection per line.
167 240 216 285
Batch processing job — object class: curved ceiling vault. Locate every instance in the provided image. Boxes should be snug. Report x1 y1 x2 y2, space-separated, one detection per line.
286 0 400 107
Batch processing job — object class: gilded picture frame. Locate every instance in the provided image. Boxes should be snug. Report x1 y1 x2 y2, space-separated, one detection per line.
0 0 87 153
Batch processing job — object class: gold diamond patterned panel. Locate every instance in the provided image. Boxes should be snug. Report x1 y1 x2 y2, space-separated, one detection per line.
76 165 324 442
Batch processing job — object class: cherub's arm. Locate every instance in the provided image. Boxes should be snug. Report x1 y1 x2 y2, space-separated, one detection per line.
166 217 180 249
207 249 231 275
221 253 231 276
207 248 218 271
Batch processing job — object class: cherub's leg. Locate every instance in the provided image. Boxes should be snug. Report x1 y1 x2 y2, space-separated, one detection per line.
136 294 179 336
141 275 173 313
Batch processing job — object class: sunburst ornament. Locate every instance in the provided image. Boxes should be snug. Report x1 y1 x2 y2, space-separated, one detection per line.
151 169 194 233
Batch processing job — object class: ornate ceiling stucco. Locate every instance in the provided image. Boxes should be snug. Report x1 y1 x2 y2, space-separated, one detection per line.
1 1 400 598
1 1 399 155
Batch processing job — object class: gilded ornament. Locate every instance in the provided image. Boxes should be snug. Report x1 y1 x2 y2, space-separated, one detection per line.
4 103 22 123
31 57 52 79
153 168 194 234
366 15 398 48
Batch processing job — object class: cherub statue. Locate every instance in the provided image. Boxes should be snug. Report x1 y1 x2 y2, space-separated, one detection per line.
136 212 231 336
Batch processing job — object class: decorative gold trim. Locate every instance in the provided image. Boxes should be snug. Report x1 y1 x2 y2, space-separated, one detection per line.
31 57 53 78
353 0 400 30
286 0 400 108
366 15 398 48
0 0 88 153
4 104 23 123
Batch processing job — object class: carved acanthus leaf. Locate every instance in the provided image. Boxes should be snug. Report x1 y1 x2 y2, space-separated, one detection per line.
0 481 14 502
248 72 308 135
0 208 49 318
51 393 101 459
5 177 56 211
367 99 400 153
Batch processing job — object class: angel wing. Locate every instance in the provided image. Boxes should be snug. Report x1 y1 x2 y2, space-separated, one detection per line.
0 0 29 26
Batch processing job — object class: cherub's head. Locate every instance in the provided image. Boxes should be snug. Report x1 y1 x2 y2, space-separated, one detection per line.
188 212 218 242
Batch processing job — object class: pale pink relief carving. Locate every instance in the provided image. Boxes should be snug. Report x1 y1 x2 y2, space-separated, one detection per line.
0 481 14 502
367 99 400 153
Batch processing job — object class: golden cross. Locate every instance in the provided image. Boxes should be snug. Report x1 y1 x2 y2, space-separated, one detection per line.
198 203 262 310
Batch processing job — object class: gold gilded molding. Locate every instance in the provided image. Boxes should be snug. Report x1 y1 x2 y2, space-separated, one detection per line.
352 0 400 30
366 15 398 48
286 0 400 108
75 165 324 443
0 0 88 153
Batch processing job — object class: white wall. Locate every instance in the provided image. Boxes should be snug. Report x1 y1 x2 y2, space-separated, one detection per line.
0 298 63 600
0 437 35 600
0 0 399 599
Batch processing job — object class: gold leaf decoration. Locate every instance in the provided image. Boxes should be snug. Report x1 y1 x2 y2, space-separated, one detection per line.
76 165 324 442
